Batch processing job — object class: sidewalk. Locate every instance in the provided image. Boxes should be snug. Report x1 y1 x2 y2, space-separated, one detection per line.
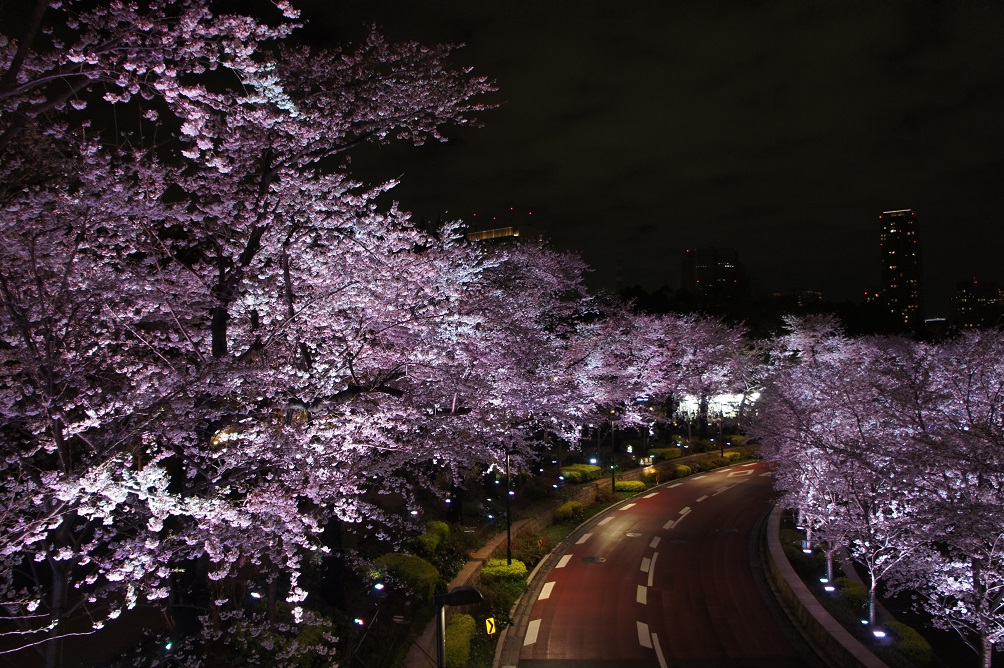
402 519 531 668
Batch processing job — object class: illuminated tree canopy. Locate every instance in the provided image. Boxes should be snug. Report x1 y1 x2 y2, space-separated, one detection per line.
756 318 1004 667
0 2 753 665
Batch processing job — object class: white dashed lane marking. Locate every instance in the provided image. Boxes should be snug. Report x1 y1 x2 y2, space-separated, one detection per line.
524 619 541 646
576 533 592 545
555 554 572 568
637 621 653 648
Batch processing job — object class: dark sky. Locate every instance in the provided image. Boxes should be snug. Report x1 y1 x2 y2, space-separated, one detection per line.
300 0 1004 316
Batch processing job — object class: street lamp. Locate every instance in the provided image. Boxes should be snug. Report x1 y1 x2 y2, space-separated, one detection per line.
505 450 513 565
434 586 483 668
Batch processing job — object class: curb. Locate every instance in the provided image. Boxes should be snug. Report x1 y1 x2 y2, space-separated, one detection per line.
765 506 889 668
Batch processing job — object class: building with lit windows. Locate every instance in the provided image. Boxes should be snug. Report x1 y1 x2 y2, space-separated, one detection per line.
878 209 924 330
953 277 1004 329
681 247 745 311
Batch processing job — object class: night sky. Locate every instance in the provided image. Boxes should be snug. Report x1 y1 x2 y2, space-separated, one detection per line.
300 0 1004 316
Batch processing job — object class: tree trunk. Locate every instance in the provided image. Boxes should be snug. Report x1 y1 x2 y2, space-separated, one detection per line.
43 560 67 668
868 585 877 626
211 305 228 357
980 635 993 668
698 395 709 440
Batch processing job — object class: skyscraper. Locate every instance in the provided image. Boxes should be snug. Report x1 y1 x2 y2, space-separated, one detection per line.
878 209 924 330
681 247 745 312
953 277 1004 329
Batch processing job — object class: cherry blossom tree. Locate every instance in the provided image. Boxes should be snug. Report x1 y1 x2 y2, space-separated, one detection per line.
898 331 1004 668
1 1 501 664
755 319 927 626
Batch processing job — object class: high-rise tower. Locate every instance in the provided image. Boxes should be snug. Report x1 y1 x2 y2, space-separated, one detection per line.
878 209 924 330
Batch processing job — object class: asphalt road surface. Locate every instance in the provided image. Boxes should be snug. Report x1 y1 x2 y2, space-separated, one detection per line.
512 461 824 668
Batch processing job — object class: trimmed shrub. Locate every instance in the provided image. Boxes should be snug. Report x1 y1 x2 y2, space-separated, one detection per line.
560 464 602 483
416 520 451 555
445 613 476 668
554 501 584 524
723 451 742 462
673 464 692 478
374 553 440 600
614 480 646 493
729 435 747 446
834 576 868 612
650 447 682 461
475 576 526 628
886 620 934 667
480 558 527 581
512 532 551 568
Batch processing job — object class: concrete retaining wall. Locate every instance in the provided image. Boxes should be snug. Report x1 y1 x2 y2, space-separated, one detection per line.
765 506 888 668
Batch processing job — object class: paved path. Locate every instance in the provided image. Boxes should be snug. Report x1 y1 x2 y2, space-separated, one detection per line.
402 519 531 668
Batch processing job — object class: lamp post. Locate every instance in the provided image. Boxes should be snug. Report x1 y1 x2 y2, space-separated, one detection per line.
505 450 512 565
434 586 483 668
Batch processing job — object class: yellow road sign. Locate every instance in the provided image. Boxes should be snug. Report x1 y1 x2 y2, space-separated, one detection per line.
485 617 496 635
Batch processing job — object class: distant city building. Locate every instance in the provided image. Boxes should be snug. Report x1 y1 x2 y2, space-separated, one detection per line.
877 209 924 330
465 208 539 243
465 225 520 242
952 277 1004 329
772 289 824 310
681 247 745 311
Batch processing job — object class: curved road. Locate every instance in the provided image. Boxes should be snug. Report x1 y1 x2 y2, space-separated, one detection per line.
508 461 823 667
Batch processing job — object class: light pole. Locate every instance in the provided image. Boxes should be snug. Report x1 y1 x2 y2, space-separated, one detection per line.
434 586 483 668
505 450 512 565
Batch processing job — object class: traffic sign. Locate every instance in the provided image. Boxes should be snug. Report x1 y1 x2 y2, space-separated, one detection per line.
485 617 496 635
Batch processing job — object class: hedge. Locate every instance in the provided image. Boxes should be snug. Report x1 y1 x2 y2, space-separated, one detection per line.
480 558 527 582
673 464 692 478
723 451 742 462
445 613 476 668
649 447 682 462
374 553 440 600
834 576 868 612
614 480 646 493
416 520 451 555
554 500 584 523
560 464 602 483
886 620 933 667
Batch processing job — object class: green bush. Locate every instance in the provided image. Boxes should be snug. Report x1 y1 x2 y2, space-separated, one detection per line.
696 439 716 452
723 451 742 462
480 558 527 582
886 620 934 667
673 464 692 478
445 613 476 668
834 576 868 612
614 480 646 493
374 553 440 600
554 501 584 523
560 464 602 483
416 520 451 555
511 532 551 568
729 435 747 446
475 576 526 628
650 447 682 461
